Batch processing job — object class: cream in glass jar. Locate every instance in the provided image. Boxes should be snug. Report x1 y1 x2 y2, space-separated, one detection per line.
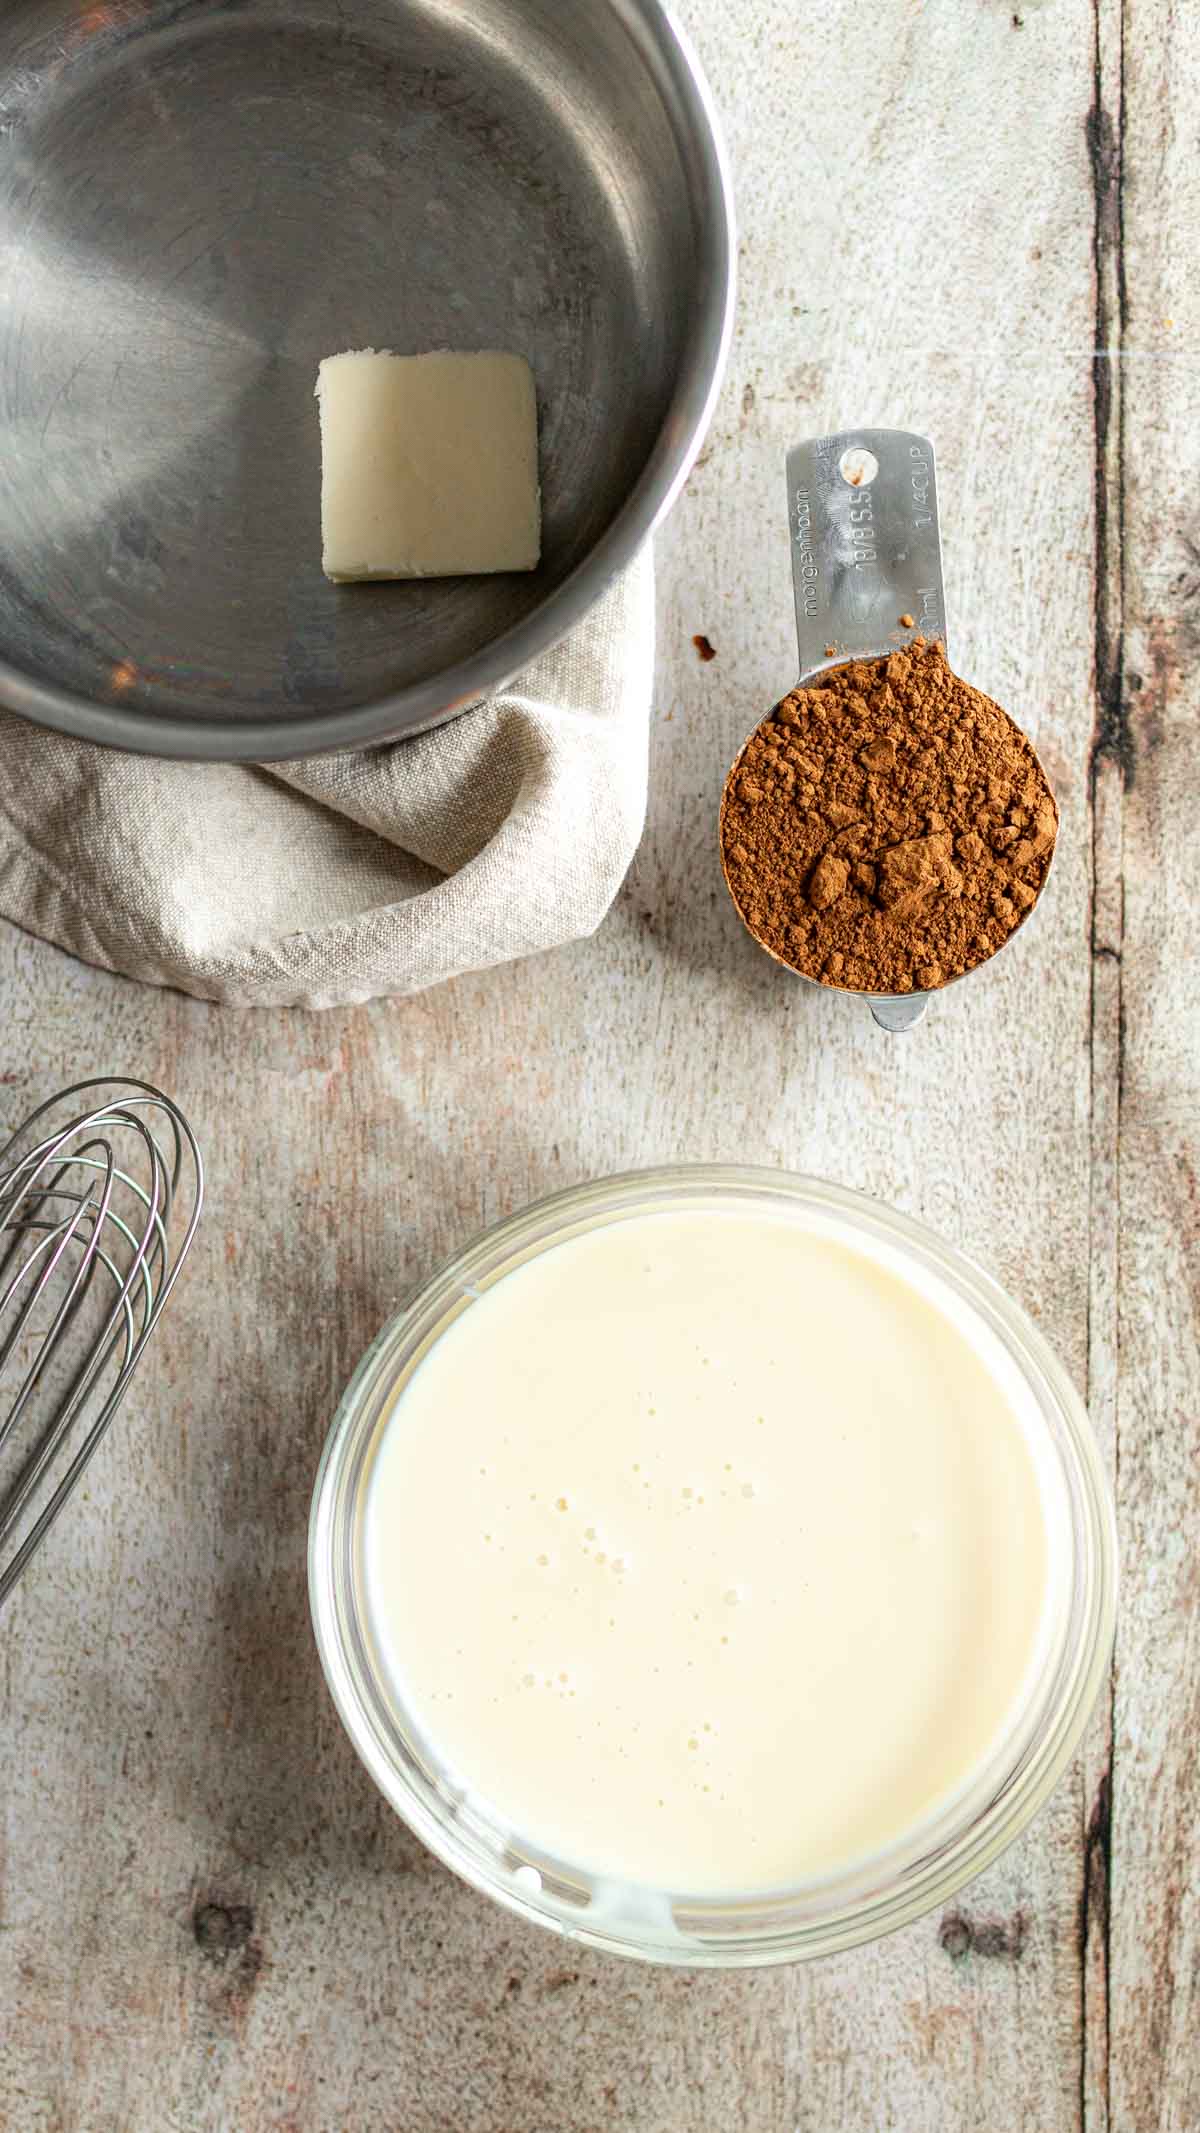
310 1171 1115 1963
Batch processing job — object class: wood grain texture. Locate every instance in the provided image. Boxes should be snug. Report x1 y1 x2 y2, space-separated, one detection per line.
1105 4 1200 2130
0 0 1193 2127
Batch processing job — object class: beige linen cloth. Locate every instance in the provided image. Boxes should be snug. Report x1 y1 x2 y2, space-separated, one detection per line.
0 560 653 1010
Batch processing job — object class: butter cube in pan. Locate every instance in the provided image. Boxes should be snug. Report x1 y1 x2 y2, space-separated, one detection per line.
315 349 541 583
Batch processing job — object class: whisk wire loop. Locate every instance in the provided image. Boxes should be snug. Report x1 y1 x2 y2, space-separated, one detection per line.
0 1080 202 1606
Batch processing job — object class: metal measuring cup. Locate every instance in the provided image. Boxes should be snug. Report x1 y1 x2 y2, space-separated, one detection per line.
722 427 1053 1031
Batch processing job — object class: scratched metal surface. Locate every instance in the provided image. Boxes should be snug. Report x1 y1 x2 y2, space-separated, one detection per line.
1 0 1196 2128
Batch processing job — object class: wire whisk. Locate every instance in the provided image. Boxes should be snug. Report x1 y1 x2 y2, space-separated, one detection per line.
0 1079 203 1607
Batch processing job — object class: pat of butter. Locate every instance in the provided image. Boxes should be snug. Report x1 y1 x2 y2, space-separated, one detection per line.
315 349 541 582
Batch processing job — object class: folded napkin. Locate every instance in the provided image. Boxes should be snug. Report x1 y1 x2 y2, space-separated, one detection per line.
0 559 652 1010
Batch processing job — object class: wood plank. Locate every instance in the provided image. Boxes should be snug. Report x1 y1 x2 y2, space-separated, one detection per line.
1105 1 1200 2127
0 1 1126 2127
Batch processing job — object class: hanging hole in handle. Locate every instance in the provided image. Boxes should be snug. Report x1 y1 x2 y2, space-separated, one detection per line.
839 447 879 489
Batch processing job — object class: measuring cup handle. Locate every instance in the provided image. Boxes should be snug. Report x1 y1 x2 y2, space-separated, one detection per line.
868 994 929 1033
786 429 948 683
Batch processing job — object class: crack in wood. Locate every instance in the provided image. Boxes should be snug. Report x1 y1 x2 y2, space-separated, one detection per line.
1084 6 1125 2130
1082 1771 1113 1952
1080 1766 1115 2127
1088 11 1130 791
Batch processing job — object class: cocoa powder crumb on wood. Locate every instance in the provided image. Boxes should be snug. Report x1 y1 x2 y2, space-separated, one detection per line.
719 639 1057 994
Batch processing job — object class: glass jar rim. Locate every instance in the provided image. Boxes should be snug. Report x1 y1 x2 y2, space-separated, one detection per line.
308 1165 1117 1967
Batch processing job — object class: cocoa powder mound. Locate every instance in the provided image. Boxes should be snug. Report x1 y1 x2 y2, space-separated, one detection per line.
720 639 1057 995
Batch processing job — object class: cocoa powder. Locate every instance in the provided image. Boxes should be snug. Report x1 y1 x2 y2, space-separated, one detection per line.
720 639 1057 995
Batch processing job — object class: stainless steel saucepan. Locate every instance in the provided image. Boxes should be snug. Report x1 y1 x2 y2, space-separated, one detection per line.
0 0 734 759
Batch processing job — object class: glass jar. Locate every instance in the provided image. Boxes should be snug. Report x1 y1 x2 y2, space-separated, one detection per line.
308 1167 1116 1967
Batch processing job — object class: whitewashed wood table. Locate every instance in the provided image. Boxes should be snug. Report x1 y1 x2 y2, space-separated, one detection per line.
2 1 1196 2127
